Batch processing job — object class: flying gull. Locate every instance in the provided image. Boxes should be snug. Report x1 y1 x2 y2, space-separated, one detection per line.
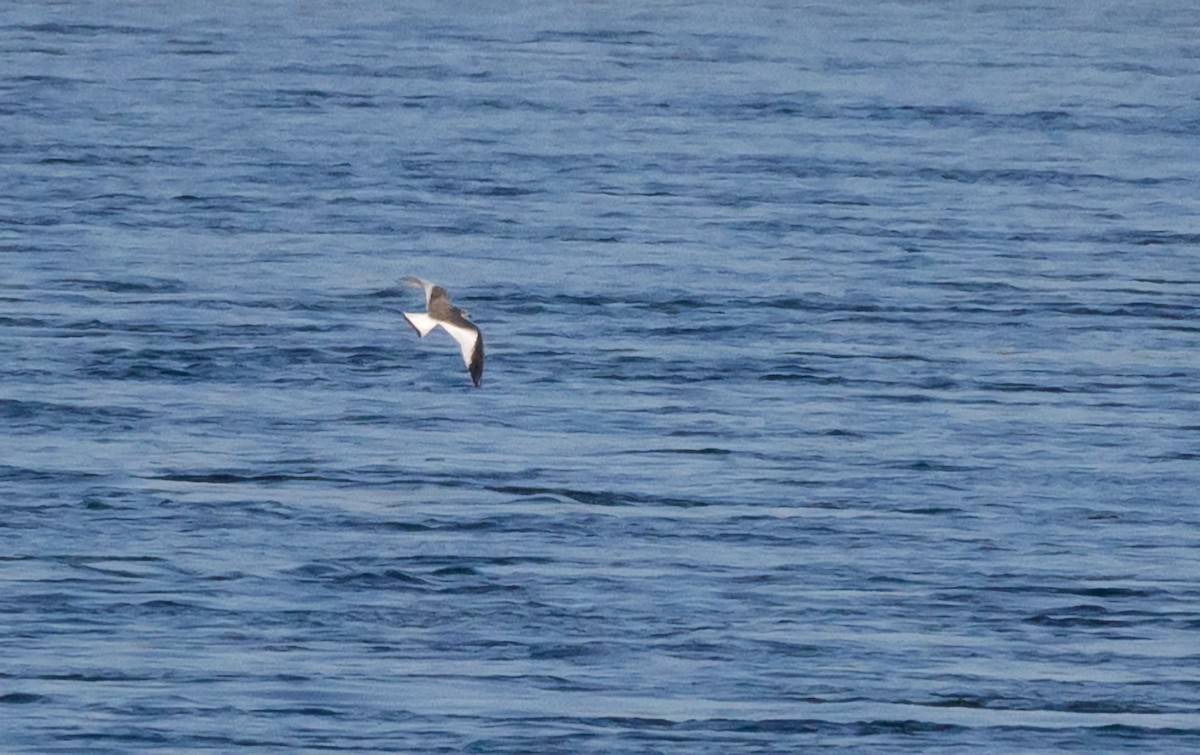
400 276 484 387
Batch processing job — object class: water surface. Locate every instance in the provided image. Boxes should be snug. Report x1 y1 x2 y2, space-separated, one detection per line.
2 1 1199 751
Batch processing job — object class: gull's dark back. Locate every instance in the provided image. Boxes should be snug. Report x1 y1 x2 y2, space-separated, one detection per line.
427 286 455 319
429 287 478 332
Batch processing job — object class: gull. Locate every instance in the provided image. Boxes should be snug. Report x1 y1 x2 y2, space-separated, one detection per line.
400 276 484 387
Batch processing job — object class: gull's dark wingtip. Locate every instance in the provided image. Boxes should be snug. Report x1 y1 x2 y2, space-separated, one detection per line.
468 337 484 387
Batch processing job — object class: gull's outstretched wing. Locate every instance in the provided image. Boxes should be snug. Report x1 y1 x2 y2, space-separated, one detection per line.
399 276 432 306
402 311 439 337
441 317 483 387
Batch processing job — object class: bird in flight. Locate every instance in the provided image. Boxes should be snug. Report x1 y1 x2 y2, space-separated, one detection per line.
400 277 484 387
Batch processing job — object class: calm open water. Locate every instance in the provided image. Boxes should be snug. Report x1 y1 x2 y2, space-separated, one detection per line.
3 1 1199 752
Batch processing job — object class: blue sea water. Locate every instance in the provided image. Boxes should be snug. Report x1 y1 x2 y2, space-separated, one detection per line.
3 0 1200 751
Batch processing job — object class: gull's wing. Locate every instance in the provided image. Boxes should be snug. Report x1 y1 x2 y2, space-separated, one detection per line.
440 316 484 388
400 276 436 308
402 311 439 337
